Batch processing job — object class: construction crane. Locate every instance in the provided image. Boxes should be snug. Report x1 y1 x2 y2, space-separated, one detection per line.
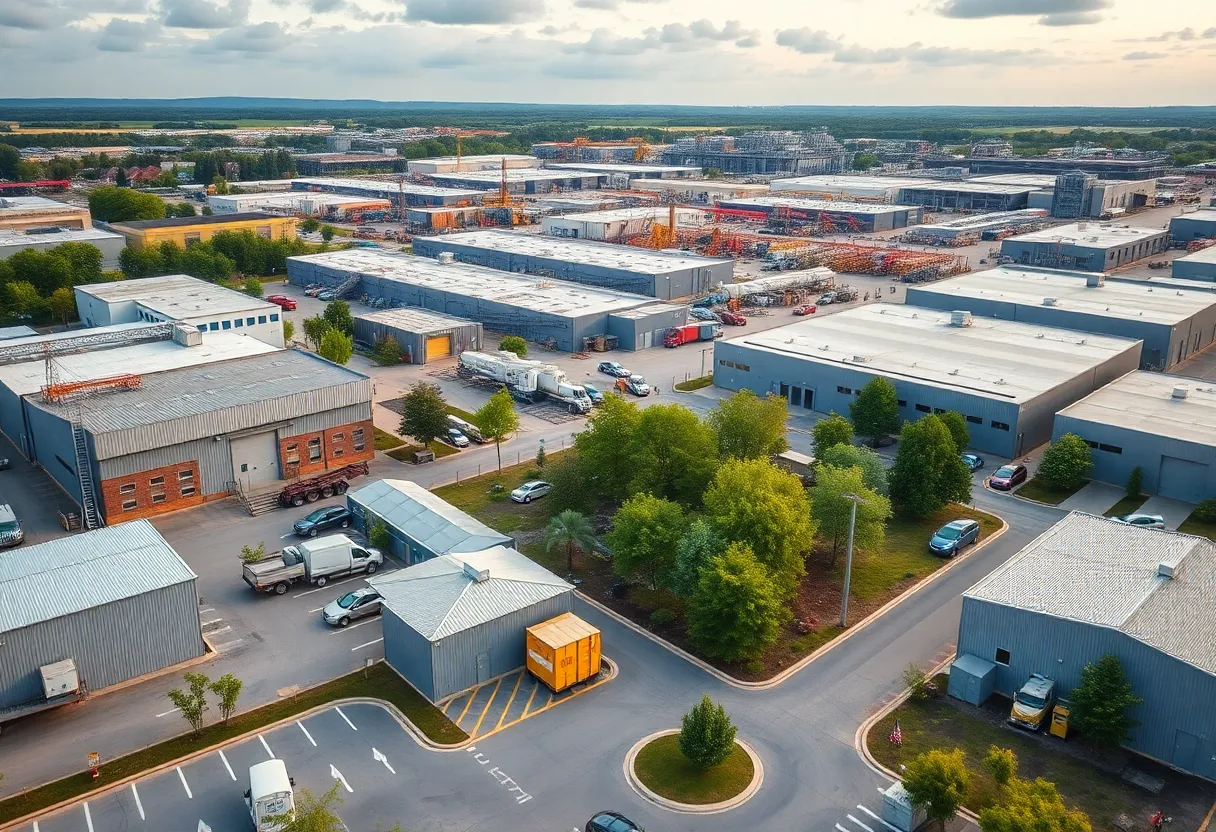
480 158 513 209
627 137 650 162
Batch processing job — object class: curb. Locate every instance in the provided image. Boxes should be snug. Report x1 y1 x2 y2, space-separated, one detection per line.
578 510 1009 692
982 479 1067 510
623 729 764 815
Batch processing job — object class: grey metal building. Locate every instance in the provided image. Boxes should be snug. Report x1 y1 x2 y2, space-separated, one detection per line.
291 177 484 207
905 267 1216 370
371 546 573 701
427 169 607 195
1053 372 1216 502
0 227 126 269
1174 246 1216 281
956 512 1216 779
1170 210 1216 243
347 479 513 566
0 520 204 710
895 182 1034 212
713 304 1142 458
412 229 733 300
606 303 691 350
1001 223 1171 271
287 249 663 352
717 196 924 232
352 308 483 364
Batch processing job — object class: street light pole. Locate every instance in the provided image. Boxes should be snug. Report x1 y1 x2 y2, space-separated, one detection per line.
840 493 863 629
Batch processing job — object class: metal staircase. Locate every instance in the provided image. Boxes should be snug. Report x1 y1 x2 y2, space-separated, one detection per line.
71 417 102 530
334 274 363 299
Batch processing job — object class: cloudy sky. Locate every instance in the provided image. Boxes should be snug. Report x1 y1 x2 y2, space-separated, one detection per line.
0 0 1213 105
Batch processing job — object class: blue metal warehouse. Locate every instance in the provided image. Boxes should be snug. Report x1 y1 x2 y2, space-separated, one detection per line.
1053 372 1216 503
412 229 734 300
717 196 924 232
712 304 1141 457
1170 210 1216 244
370 546 573 701
291 178 484 207
956 512 1216 780
1000 223 1170 271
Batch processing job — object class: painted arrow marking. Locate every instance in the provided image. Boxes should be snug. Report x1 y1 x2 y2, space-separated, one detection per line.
330 764 353 793
372 747 396 774
198 821 213 832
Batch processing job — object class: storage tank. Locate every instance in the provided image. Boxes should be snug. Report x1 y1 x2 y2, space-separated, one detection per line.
526 612 602 692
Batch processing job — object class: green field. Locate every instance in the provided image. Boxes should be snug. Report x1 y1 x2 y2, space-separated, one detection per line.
977 125 1176 135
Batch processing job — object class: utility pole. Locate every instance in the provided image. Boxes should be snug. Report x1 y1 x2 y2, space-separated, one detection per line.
839 493 864 628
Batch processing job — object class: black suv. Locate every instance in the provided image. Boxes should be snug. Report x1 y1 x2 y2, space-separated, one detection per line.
293 505 352 537
586 812 644 832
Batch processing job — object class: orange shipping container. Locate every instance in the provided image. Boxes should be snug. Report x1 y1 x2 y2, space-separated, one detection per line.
526 613 601 692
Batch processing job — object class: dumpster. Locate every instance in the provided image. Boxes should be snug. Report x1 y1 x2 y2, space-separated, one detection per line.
1050 701 1070 739
882 781 927 832
526 612 601 692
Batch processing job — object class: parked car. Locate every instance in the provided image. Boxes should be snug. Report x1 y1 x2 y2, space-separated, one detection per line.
583 383 605 404
322 587 383 628
792 304 818 316
586 812 645 832
446 428 470 448
317 290 337 301
816 292 836 305
598 361 631 378
303 285 323 297
447 414 484 444
929 518 980 557
717 310 746 326
988 463 1027 490
266 295 297 311
961 453 985 473
0 504 24 547
1113 513 1166 529
1009 674 1056 731
616 374 651 396
511 480 552 504
293 505 352 537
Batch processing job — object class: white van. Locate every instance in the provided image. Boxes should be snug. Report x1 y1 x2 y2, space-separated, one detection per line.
246 759 295 831
447 414 484 444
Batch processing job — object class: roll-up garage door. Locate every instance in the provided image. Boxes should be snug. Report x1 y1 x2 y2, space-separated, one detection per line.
426 335 452 361
1158 456 1209 502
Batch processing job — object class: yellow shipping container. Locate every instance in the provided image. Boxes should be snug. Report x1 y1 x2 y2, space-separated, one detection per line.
526 612 602 692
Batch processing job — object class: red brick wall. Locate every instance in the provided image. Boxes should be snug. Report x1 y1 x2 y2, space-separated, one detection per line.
278 419 374 480
101 460 204 522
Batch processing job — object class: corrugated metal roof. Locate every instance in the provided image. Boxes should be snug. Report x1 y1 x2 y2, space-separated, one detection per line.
965 512 1216 673
0 520 196 632
349 479 511 555
370 545 571 640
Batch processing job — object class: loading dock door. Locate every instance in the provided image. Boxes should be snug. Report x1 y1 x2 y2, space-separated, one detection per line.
426 335 452 361
231 432 281 490
1158 456 1208 502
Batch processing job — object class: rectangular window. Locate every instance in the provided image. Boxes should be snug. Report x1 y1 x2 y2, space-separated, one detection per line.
152 493 167 504
915 403 931 413
285 443 300 465
332 447 344 457
308 437 322 462
184 232 201 246
933 407 946 414
836 386 852 395
332 432 345 442
122 499 138 512
179 470 193 481
247 317 255 326
352 428 365 451
995 648 1011 666
119 482 136 495
258 315 267 324
1098 443 1123 454
149 476 164 486
256 225 272 239
736 363 749 372
718 359 735 369
779 383 789 398
222 320 231 330
270 313 280 323
209 322 219 331
235 318 243 328
991 421 1010 431
897 400 907 408
181 485 196 497
1083 439 1099 449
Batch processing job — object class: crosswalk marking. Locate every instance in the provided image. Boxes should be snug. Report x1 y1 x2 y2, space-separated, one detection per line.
857 804 902 832
848 814 874 832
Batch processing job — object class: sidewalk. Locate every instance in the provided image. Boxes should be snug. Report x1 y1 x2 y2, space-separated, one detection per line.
1058 481 1125 515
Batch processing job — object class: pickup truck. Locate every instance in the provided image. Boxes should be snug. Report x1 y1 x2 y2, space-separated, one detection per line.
243 534 383 595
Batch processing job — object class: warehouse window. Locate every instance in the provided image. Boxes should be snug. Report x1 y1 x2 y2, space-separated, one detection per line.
837 386 852 395
332 432 345 442
779 383 789 398
1083 439 1099 449
285 443 300 465
258 316 267 324
1098 443 1123 455
995 648 1011 666
270 313 279 323
222 320 231 330
235 318 243 328
966 415 982 424
719 359 735 369
181 485 196 497
332 446 344 458
735 363 749 372
209 322 219 331
149 476 164 486
152 493 166 504
308 437 322 462
247 317 255 326
122 499 137 512
897 400 907 408
933 407 946 414
915 403 931 413
180 470 193 481
119 482 136 495
353 428 365 451
991 421 1010 431
256 225 272 239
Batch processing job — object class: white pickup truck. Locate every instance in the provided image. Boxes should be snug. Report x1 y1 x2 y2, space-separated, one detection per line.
243 534 383 595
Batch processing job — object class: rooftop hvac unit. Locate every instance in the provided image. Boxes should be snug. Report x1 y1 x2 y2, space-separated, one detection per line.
1158 561 1177 579
1172 385 1190 400
852 355 871 363
462 562 490 582
1042 297 1058 306
950 310 973 327
172 323 202 347
1086 274 1105 288
437 251 455 265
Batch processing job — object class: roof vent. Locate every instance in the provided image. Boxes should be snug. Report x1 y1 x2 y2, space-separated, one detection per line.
1086 274 1104 288
1158 562 1177 579
437 251 455 265
1042 297 1058 306
1172 385 1190 400
852 354 870 363
950 310 973 327
462 562 490 582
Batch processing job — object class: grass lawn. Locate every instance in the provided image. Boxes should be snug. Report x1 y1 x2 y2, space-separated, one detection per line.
633 735 753 805
1016 476 1085 505
674 375 713 392
0 663 465 825
1103 495 1145 518
429 440 461 458
373 426 405 451
1178 514 1216 540
385 444 422 462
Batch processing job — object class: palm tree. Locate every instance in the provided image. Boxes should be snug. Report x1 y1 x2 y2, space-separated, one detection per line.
545 510 597 573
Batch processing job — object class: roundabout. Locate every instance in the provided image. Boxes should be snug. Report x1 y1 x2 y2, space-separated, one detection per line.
623 729 764 815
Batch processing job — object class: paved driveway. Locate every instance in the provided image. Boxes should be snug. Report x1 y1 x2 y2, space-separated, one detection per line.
1138 495 1196 530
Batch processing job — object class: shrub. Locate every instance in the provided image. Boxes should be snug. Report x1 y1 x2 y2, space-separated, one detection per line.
649 609 675 627
1125 466 1144 499
487 482 508 502
1192 498 1216 523
902 663 929 699
678 695 737 770
1037 433 1092 491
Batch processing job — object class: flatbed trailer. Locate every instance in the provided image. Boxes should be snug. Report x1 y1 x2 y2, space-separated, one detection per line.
279 462 369 508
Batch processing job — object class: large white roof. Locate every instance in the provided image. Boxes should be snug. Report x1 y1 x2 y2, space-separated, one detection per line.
1056 371 1216 446
76 274 277 319
720 196 920 216
1007 222 1167 248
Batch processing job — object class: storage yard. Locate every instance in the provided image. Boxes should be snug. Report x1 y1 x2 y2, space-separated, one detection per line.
903 210 1051 245
716 195 924 232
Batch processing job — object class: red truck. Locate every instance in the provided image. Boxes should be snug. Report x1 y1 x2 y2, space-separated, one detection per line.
718 311 747 326
664 324 702 348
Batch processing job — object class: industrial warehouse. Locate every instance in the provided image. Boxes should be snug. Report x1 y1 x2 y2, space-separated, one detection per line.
628 179 771 203
0 521 205 714
956 512 1216 780
106 212 297 250
543 162 700 180
0 195 92 231
541 207 707 243
74 274 286 348
406 154 541 175
1053 372 1216 502
352 307 483 364
286 248 682 351
925 154 1168 180
1174 246 1216 281
716 196 925 232
895 181 1036 212
412 228 734 300
769 174 936 201
0 227 125 268
1170 210 1216 243
23 348 372 525
291 177 484 207
428 169 607 194
712 304 1141 457
661 130 849 175
206 191 391 218
1000 223 1171 271
906 210 1050 244
905 267 1216 370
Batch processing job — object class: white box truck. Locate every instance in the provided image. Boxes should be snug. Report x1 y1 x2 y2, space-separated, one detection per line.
246 759 295 832
243 534 383 595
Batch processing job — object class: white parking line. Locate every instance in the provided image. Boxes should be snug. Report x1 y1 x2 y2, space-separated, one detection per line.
219 749 236 780
848 814 874 832
351 637 383 651
259 733 275 758
329 618 378 635
83 803 94 832
857 805 901 832
836 824 851 832
177 766 192 798
309 606 326 613
156 707 181 718
199 607 215 613
200 618 223 626
335 706 357 731
131 784 145 820
33 821 40 832
298 720 317 746
206 625 233 637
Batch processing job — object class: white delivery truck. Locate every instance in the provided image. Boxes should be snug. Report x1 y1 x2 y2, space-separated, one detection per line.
242 534 383 595
458 350 592 414
246 759 295 831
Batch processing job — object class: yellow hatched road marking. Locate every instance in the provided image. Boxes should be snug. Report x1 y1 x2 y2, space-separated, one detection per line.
494 672 526 732
470 677 504 738
521 679 541 716
456 687 480 724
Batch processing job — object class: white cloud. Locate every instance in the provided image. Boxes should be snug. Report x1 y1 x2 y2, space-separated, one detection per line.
404 0 542 25
161 0 250 28
937 0 1112 26
0 0 86 30
775 27 840 54
98 17 161 50
207 20 289 51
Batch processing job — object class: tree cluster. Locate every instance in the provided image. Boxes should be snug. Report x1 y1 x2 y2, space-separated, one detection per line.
187 148 296 184
0 241 114 324
119 230 314 283
88 185 166 222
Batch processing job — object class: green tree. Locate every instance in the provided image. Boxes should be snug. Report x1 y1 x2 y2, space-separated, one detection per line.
979 773 1091 832
628 403 718 504
54 241 103 283
320 225 335 242
535 444 546 468
687 542 787 662
239 542 266 564
169 202 197 218
1038 434 1093 491
703 458 815 598
0 144 19 180
849 377 901 446
1068 654 1141 748
212 175 230 195
302 316 331 350
201 206 213 215
812 412 853 455
323 299 353 334
889 415 973 518
317 329 353 365
902 748 971 832
366 514 392 552
88 185 166 221
939 411 970 452
853 151 881 171
374 335 402 366
708 388 789 461
475 386 520 470
166 671 210 734
606 493 687 588
1125 466 1144 499
811 464 891 564
283 318 294 343
818 443 888 496
119 245 163 279
398 381 448 445
498 335 528 358
238 278 263 298
574 395 641 500
115 167 129 188
543 450 595 515
270 783 345 832
8 249 72 296
48 287 77 324
678 695 737 770
983 746 1017 788
301 217 320 233
208 673 243 724
181 246 235 283
669 519 725 597
545 509 597 573
4 281 44 318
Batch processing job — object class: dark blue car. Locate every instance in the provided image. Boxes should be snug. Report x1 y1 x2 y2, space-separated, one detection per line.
929 519 980 557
